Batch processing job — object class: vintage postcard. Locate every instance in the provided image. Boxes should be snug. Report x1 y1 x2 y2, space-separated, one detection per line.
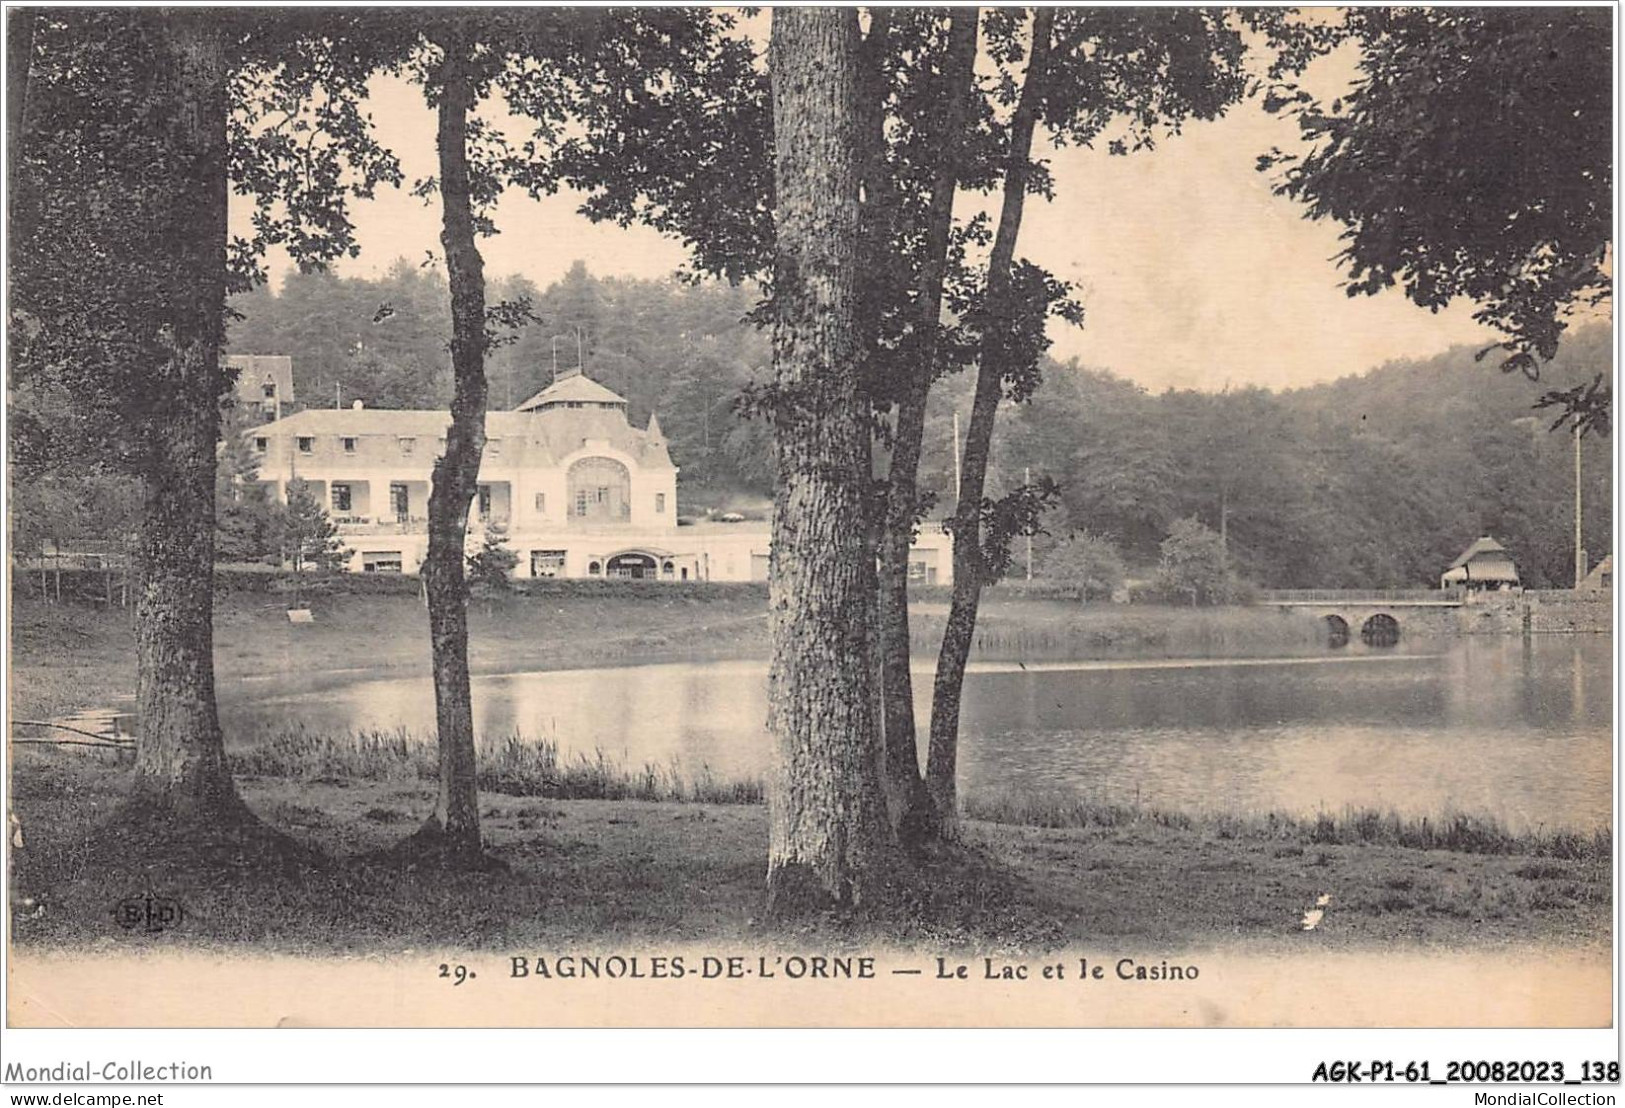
3 3 1615 1084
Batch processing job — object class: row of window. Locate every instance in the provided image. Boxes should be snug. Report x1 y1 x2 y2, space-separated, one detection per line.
254 435 503 457
323 485 665 516
361 550 689 580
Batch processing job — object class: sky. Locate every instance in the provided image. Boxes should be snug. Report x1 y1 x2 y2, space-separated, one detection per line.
240 33 1498 396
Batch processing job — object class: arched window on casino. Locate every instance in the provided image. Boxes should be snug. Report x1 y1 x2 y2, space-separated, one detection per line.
567 457 631 524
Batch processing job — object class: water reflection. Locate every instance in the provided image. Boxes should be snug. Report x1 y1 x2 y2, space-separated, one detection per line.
221 635 1612 832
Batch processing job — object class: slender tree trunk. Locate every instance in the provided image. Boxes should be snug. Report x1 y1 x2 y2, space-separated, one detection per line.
926 7 1054 837
851 7 893 843
129 14 240 817
6 10 37 173
873 9 980 843
764 7 895 912
418 29 486 862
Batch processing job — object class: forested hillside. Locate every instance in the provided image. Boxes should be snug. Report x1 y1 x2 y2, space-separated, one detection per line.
985 325 1612 588
33 258 1599 591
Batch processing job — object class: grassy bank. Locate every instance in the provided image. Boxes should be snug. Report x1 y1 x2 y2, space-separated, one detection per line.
220 725 1610 863
9 587 771 720
9 747 1610 953
909 601 1329 657
232 725 763 804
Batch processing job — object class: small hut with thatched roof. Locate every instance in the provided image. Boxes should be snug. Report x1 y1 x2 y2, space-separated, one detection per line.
1440 536 1521 592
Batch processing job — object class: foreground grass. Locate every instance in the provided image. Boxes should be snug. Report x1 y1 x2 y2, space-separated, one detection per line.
9 748 1610 954
965 792 1610 863
229 725 1609 864
233 725 764 804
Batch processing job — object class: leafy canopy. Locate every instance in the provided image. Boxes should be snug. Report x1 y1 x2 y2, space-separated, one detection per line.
1260 9 1611 433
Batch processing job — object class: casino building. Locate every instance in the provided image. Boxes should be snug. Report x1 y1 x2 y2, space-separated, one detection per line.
241 368 952 584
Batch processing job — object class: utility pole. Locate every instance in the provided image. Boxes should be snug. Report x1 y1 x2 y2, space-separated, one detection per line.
1574 423 1585 588
551 334 580 382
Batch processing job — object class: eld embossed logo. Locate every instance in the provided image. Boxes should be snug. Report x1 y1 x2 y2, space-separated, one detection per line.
113 892 185 934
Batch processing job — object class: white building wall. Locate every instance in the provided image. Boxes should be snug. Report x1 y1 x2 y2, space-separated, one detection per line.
247 399 948 585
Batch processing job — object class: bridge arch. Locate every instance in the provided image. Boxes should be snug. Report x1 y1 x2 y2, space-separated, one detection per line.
1360 613 1401 647
1324 614 1350 648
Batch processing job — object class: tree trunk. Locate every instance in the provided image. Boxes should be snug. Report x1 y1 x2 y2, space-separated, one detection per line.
129 14 239 817
926 7 1054 837
764 7 895 912
872 9 980 843
6 10 37 167
417 29 486 862
852 7 892 845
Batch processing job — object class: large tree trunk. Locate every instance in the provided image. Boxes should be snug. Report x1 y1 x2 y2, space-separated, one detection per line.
129 14 239 818
872 9 981 843
764 7 895 912
417 29 486 863
925 7 1054 837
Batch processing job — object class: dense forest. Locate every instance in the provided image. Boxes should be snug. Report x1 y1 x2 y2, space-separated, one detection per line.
19 261 1606 592
984 324 1613 589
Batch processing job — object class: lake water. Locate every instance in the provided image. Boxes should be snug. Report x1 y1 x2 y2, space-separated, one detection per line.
218 635 1613 832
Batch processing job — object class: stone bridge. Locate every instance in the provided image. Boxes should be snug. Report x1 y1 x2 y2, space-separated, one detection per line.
1258 588 1468 645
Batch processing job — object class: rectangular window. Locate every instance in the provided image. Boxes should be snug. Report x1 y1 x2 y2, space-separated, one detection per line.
297 436 314 454
262 382 276 399
399 437 415 455
530 550 566 578
390 482 409 520
362 551 403 574
534 492 546 513
253 437 268 453
342 437 357 454
488 438 501 456
907 561 928 583
477 485 492 517
332 484 352 513
655 493 666 514
575 490 588 517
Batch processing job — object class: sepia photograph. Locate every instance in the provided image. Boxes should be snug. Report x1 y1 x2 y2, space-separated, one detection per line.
2 1 1616 1084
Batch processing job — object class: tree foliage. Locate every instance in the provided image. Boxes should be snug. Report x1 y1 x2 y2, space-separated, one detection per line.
466 524 518 589
1040 532 1126 600
1156 517 1233 606
1260 8 1612 433
281 478 349 572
